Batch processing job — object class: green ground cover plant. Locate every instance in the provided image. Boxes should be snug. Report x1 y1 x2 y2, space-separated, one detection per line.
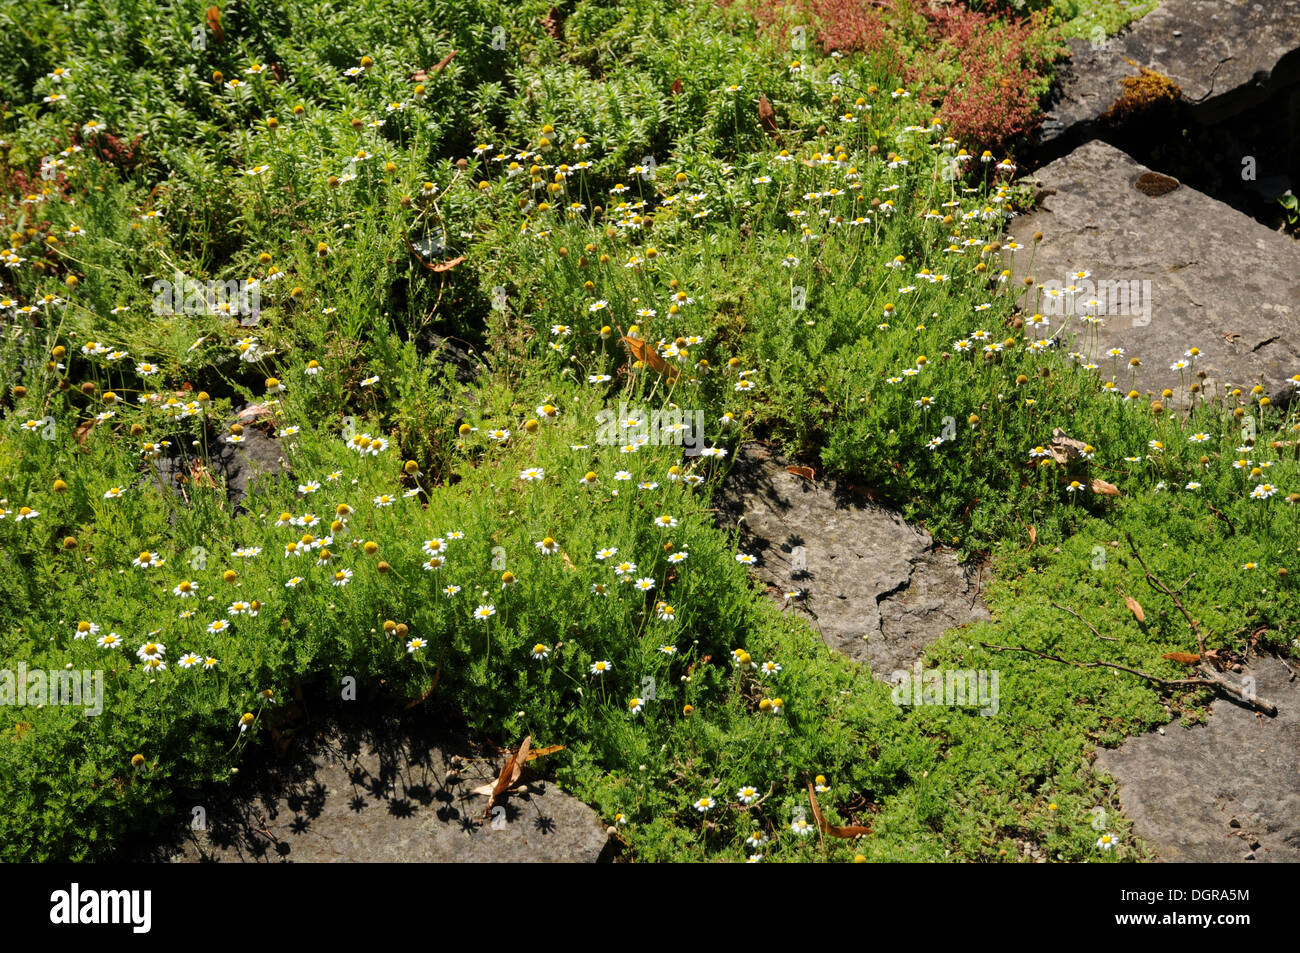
2 0 1295 863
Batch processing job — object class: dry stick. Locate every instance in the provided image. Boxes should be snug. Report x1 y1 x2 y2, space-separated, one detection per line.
1124 532 1204 656
1122 533 1281 714
1049 601 1119 642
977 641 1278 716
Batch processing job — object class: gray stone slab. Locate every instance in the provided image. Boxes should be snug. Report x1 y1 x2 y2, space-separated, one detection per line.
716 443 988 678
161 721 612 863
1038 0 1300 149
1009 140 1300 401
1094 656 1300 862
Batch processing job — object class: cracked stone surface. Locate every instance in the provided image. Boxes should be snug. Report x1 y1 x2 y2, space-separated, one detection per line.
1094 657 1300 862
154 714 612 863
1035 0 1300 152
1009 140 1300 401
715 443 988 678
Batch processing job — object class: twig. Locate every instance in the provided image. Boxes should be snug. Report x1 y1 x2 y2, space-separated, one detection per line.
1124 532 1204 656
977 641 1278 716
1049 601 1119 642
969 563 983 609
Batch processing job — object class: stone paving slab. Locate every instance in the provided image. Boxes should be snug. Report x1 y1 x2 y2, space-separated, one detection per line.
1094 656 1300 862
1037 0 1300 151
157 717 612 863
716 443 988 678
1009 140 1300 402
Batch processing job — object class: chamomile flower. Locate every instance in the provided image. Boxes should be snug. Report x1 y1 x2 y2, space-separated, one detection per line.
737 786 759 805
590 659 613 676
132 551 163 569
331 569 353 587
790 816 814 836
633 577 656 592
178 652 203 669
653 514 678 529
735 552 756 565
519 467 545 482
693 797 715 813
474 604 496 621
1097 834 1115 851
628 697 644 715
760 660 782 677
173 580 198 598
535 536 560 555
96 632 123 649
74 621 100 640
136 641 166 662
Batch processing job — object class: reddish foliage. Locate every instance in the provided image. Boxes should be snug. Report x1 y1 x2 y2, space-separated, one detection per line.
717 0 1062 152
911 4 1059 150
806 0 903 74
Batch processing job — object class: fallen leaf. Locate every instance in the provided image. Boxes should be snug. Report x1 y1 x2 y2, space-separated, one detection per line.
621 336 679 380
541 6 563 39
807 782 871 838
475 736 531 818
236 403 274 425
1124 595 1145 623
757 94 780 142
1090 478 1121 496
429 255 465 273
686 654 712 676
786 465 815 481
524 744 564 762
1027 523 1037 546
404 663 441 710
850 482 883 502
1163 652 1201 666
206 6 225 44
74 418 98 446
404 233 463 272
670 77 683 96
560 551 577 571
432 49 458 74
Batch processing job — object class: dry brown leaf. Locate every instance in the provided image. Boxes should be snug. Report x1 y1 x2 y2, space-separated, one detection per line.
1163 652 1201 666
786 465 815 481
524 744 564 762
807 782 871 839
432 49 457 74
74 418 97 446
236 403 274 425
404 234 464 273
206 5 225 44
1090 478 1121 496
670 77 683 96
757 94 780 142
1124 595 1145 623
541 6 563 39
429 255 465 273
474 736 531 818
560 551 577 571
686 654 712 676
1027 524 1037 546
404 663 441 710
849 482 882 502
620 336 679 380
